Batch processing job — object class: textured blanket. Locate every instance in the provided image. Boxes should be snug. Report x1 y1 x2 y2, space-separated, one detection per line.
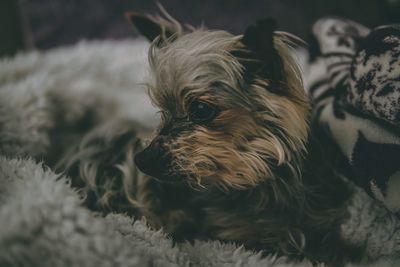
305 18 400 216
0 25 399 266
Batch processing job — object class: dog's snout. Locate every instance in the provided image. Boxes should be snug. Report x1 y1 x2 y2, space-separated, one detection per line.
134 136 170 178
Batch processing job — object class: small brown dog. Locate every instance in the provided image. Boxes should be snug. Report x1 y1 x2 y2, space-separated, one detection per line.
58 11 361 266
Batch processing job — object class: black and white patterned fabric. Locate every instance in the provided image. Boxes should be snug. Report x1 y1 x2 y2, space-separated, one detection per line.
306 17 400 217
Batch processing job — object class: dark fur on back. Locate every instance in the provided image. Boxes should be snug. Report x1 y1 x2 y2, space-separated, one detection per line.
195 134 359 264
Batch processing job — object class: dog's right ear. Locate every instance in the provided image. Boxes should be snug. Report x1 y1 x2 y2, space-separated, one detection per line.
125 12 181 44
240 18 285 83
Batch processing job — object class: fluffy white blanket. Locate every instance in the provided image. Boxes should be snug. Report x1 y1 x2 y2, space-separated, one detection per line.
0 39 398 266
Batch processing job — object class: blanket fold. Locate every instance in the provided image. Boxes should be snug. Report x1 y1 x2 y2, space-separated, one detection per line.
306 17 400 216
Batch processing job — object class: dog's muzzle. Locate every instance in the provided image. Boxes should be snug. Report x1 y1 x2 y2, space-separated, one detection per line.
134 135 171 178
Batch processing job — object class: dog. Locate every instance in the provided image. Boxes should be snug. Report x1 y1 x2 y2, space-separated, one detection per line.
57 10 362 266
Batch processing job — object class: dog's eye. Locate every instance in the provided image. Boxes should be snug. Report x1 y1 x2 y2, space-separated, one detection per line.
188 101 218 124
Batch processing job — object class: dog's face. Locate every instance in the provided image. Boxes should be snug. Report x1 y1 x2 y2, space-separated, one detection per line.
130 14 310 190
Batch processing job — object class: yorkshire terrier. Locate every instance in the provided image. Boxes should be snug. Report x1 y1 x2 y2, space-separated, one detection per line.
57 11 362 266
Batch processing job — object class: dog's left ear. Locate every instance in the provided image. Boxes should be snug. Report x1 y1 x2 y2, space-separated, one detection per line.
125 12 182 45
240 18 285 83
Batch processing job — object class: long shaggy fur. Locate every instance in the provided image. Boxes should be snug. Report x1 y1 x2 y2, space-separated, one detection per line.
58 17 362 266
147 30 309 190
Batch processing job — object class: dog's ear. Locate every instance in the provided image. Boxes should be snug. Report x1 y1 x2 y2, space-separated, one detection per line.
125 12 182 45
239 18 285 84
125 12 164 42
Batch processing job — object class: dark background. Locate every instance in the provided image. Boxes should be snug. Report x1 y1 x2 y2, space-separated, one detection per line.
1 0 400 57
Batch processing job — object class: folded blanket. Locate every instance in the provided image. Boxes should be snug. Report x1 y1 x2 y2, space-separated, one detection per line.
305 18 400 216
0 31 400 266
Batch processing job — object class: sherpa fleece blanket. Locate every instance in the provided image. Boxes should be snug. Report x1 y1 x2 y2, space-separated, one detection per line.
0 34 399 266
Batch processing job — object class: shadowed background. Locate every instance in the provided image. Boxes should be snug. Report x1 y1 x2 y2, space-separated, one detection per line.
1 0 399 56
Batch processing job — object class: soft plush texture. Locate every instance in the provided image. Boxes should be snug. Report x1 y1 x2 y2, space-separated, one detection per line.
0 33 399 266
1 157 321 267
0 39 157 159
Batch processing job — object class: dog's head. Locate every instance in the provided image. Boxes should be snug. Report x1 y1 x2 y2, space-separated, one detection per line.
129 12 310 190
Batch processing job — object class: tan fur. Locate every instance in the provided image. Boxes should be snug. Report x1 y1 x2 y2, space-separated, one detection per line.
146 29 310 190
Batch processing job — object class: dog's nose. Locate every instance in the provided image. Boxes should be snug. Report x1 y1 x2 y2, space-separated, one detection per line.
134 136 170 178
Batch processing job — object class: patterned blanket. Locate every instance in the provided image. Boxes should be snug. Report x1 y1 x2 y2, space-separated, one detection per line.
305 17 400 217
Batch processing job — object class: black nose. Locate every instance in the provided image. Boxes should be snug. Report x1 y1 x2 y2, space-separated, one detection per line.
134 136 170 178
